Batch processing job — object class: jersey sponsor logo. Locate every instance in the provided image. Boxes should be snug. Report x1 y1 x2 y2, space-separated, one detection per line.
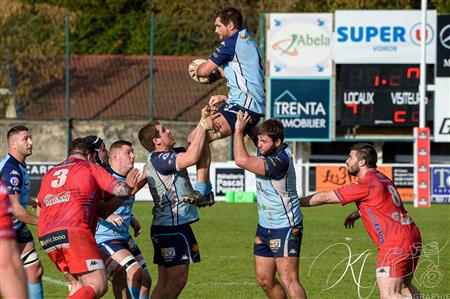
39 230 69 251
269 239 281 250
86 259 104 271
376 266 390 278
9 176 19 187
43 192 71 207
368 209 385 245
161 247 176 259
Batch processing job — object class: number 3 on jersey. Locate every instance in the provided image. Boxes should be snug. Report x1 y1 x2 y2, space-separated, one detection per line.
51 169 69 188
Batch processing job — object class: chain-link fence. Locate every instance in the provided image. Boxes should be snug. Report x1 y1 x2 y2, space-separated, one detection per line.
1 4 264 121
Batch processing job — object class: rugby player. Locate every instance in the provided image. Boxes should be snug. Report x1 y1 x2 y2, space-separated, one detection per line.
233 113 307 299
37 138 139 299
184 7 265 207
300 143 422 299
95 140 151 299
0 182 27 298
0 125 44 299
138 118 211 299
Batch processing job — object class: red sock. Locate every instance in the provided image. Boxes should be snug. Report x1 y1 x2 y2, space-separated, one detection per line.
68 285 97 299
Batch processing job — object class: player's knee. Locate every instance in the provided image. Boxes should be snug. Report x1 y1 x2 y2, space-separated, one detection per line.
255 274 274 290
279 273 299 289
142 269 152 289
129 266 143 285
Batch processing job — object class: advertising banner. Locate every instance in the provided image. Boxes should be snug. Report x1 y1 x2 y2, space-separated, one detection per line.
26 163 56 198
413 127 431 208
437 14 450 77
392 167 414 202
433 78 450 142
335 10 437 63
269 78 331 141
215 168 246 196
315 165 392 189
431 167 450 203
267 13 333 77
315 165 413 201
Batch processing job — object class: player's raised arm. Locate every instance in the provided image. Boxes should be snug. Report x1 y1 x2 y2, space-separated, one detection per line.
233 111 265 176
175 120 211 170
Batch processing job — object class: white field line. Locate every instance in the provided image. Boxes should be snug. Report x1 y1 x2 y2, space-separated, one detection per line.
43 276 67 287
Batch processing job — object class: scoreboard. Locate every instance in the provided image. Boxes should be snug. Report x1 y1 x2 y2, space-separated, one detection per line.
336 64 434 126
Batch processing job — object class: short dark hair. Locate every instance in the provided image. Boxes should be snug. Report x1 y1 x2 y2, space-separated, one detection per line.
257 119 284 143
7 126 29 141
110 140 132 151
350 143 377 168
215 7 243 30
69 138 95 156
84 135 105 151
138 121 160 153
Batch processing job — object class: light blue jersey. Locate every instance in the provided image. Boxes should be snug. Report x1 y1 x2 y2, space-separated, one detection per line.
95 167 134 243
210 29 265 115
145 147 199 226
255 144 302 229
0 154 31 230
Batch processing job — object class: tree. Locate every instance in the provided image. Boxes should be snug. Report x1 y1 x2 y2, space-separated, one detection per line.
0 1 68 117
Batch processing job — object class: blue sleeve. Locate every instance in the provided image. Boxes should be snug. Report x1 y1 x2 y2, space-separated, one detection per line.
0 164 23 195
151 151 182 175
264 152 290 180
210 36 236 66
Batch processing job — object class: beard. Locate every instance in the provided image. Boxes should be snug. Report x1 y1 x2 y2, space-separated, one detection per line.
347 164 359 176
259 144 278 157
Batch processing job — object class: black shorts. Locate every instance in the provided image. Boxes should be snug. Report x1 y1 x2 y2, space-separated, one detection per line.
217 103 263 134
151 223 200 267
16 222 34 244
254 223 303 258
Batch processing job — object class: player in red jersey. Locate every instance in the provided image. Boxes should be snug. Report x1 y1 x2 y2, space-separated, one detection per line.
37 138 139 299
300 143 421 299
0 182 27 298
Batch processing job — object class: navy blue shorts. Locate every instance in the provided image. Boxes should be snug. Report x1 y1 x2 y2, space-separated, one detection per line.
15 223 34 244
98 237 142 258
151 224 200 267
254 223 303 258
217 103 263 134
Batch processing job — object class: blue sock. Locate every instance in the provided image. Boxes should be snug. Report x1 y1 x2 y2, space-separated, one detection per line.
128 285 141 299
28 282 43 299
194 181 212 196
139 296 150 299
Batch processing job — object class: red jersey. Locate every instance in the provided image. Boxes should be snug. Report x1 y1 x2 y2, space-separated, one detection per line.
0 183 15 239
37 157 119 236
335 170 421 249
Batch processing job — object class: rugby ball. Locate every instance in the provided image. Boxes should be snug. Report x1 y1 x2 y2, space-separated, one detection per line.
188 59 220 84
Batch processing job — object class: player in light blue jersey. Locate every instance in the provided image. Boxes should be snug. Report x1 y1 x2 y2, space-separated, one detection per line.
0 125 44 299
185 7 265 207
138 118 212 299
233 114 307 299
193 7 265 139
95 140 151 299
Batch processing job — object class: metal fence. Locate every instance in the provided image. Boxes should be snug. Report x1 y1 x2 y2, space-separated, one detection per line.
0 9 240 121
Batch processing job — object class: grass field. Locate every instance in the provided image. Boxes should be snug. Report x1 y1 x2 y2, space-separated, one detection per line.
30 202 449 298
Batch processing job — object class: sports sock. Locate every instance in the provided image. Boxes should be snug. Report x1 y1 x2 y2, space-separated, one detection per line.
27 281 43 299
68 285 97 299
139 296 150 299
194 181 212 196
128 285 141 299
